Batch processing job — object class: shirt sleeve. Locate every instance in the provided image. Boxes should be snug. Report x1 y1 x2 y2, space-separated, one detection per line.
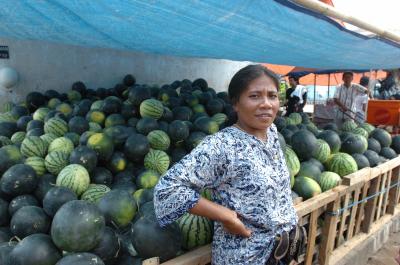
154 134 227 226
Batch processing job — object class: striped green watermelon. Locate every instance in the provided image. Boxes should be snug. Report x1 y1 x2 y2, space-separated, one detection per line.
67 90 81 102
147 130 171 151
25 156 46 176
136 170 160 189
319 171 341 192
33 107 50 121
20 136 47 158
81 184 111 204
0 112 17 122
86 110 106 126
192 104 206 114
55 103 73 117
284 147 300 187
47 98 61 109
327 152 358 177
0 136 12 146
56 164 90 196
341 120 357 132
352 127 368 138
293 176 322 199
11 131 26 145
288 113 302 125
40 133 58 149
359 123 375 136
211 113 228 126
312 139 331 163
90 100 104 110
45 151 70 175
87 133 114 161
140 99 164 120
44 117 68 137
48 137 74 155
144 149 170 175
178 213 213 250
89 122 103 132
2 102 14 113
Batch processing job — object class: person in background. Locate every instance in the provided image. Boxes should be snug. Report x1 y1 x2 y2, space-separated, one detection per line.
154 64 306 264
285 75 307 116
352 76 371 123
334 71 368 128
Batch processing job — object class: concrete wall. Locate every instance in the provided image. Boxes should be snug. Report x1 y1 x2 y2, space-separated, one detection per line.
0 38 251 104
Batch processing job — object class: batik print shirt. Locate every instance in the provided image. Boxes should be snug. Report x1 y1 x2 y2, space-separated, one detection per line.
154 124 298 264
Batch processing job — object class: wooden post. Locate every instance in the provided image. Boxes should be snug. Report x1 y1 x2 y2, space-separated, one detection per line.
382 169 392 216
375 172 387 219
143 257 160 265
361 175 382 233
318 198 340 265
336 193 350 247
355 181 370 234
388 165 400 214
305 210 318 265
346 188 361 240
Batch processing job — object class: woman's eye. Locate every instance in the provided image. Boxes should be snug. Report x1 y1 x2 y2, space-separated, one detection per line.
250 94 259 98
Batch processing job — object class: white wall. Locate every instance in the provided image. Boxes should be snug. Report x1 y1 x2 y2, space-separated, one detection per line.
0 38 251 104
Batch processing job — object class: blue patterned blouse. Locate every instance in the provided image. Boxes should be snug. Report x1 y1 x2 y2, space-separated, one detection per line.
154 124 298 264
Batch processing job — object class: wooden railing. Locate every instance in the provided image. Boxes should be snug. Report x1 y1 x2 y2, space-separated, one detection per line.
143 156 400 265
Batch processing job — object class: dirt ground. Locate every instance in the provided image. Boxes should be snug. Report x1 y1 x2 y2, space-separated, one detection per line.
367 230 400 265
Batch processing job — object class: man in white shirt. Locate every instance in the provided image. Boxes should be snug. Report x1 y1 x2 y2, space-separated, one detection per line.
288 76 308 113
334 72 368 127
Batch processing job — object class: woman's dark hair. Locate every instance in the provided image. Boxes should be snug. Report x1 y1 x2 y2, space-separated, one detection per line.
228 64 280 104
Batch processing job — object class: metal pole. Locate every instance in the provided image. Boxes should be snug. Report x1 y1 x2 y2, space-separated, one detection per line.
314 74 317 106
327 73 331 99
291 0 400 44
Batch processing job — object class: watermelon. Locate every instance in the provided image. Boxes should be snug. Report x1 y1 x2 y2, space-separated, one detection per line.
352 127 368 138
68 116 89 134
136 170 160 189
128 86 151 106
319 172 341 192
359 123 375 136
43 186 77 217
48 137 74 155
101 96 122 115
33 173 56 202
288 113 302 125
291 130 317 161
0 241 17 264
56 164 90 196
45 151 70 175
368 138 382 153
327 153 358 177
67 90 82 102
0 164 37 197
56 253 104 265
91 100 105 110
284 147 300 182
8 195 39 216
51 200 105 252
91 167 113 186
140 99 164 120
89 122 103 132
98 190 137 228
173 106 193 121
25 92 46 112
340 134 367 154
124 134 150 162
206 99 224 115
194 117 219 135
24 156 46 176
47 98 62 109
178 213 213 250
370 128 392 148
33 107 50 121
211 113 228 126
131 214 181 262
351 153 370 169
20 136 47 158
87 133 114 161
91 226 120 264
380 147 397 159
341 120 357 132
147 130 171 151
185 131 207 151
312 139 331 163
17 116 32 131
40 133 57 149
308 158 325 172
0 145 23 174
391 135 400 154
86 110 106 126
11 131 26 145
81 184 111 204
9 234 61 265
168 120 190 142
105 113 125 128
107 151 127 174
297 161 322 183
293 176 322 199
363 150 381 167
144 149 170 175
124 74 136 86
318 130 341 153
55 103 73 117
64 132 80 146
0 199 9 226
10 206 50 238
44 117 68 137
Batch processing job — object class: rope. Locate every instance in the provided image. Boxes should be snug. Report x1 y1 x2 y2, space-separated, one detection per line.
327 179 400 216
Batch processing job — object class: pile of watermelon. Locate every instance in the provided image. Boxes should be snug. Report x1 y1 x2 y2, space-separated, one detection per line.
0 76 234 264
277 112 400 200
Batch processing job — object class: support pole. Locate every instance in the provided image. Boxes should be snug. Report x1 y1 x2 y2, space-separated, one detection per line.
314 74 317 107
327 74 331 99
291 0 400 44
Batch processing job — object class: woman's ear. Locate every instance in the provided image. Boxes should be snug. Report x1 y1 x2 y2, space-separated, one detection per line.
233 102 238 112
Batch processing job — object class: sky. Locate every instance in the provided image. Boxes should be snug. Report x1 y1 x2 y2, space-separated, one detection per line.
333 0 400 34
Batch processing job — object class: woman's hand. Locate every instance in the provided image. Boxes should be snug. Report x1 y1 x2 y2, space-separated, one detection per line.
221 210 252 238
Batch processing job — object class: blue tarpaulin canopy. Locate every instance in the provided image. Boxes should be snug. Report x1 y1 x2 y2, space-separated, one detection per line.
1 0 399 70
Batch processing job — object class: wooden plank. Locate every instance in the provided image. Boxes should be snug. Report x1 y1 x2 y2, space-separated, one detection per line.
342 167 370 186
382 169 392 216
305 210 318 265
318 198 340 265
161 245 211 265
355 181 370 234
336 193 350 248
361 175 381 233
293 196 303 205
375 172 387 220
346 187 361 240
295 190 337 217
143 257 160 265
388 166 400 214
369 166 382 180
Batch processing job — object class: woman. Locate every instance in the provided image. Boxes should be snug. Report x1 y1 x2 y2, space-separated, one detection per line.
154 65 304 264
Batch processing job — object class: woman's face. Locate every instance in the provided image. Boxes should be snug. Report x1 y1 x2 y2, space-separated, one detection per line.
233 74 279 132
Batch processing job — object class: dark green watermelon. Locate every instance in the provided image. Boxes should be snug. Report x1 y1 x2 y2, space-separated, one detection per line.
391 135 400 154
323 123 338 132
92 226 120 263
34 173 56 201
363 150 380 167
17 116 33 131
102 96 122 115
55 253 105 265
308 158 325 172
370 128 392 148
43 187 77 217
0 199 9 226
128 86 151 106
368 138 381 153
0 241 16 265
318 130 341 153
69 146 98 173
136 117 159 135
124 134 150 162
10 206 50 238
172 106 193 121
92 167 113 186
297 161 322 183
351 153 370 169
0 122 17 138
168 120 189 142
68 116 89 134
9 234 61 265
123 74 136 86
340 134 367 154
0 164 38 197
8 195 39 216
380 147 397 159
291 130 317 161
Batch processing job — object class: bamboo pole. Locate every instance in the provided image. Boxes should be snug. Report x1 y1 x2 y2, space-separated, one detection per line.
291 0 400 44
